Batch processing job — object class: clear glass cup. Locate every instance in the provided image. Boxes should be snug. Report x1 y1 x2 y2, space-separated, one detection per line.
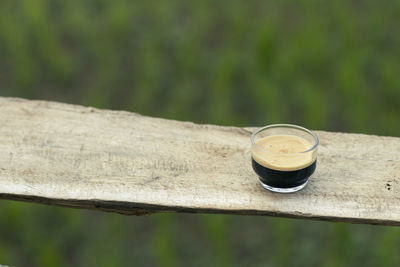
250 124 319 193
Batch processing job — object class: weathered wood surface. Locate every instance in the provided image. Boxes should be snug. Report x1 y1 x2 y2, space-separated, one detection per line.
0 97 400 225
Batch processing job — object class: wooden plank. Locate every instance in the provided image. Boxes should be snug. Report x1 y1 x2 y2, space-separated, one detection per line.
0 97 399 225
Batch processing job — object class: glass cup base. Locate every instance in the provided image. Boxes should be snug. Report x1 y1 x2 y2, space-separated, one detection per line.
259 180 308 193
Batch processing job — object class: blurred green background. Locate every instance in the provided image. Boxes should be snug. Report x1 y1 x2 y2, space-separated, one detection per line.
1 0 400 266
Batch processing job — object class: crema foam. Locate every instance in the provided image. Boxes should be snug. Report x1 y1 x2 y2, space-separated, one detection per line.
252 135 315 171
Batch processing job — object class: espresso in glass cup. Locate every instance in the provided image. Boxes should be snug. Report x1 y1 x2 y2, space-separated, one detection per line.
251 124 319 193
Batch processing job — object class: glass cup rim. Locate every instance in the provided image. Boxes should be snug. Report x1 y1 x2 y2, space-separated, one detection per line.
250 124 319 154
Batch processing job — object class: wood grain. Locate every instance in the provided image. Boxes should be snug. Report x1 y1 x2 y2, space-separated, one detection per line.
0 97 400 225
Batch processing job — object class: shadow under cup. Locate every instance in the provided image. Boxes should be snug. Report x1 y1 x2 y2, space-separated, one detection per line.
250 124 319 193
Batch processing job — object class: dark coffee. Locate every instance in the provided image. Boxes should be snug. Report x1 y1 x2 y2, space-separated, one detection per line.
252 158 316 188
251 135 316 191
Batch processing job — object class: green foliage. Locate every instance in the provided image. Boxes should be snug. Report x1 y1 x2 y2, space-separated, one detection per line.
0 0 400 266
151 214 180 267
